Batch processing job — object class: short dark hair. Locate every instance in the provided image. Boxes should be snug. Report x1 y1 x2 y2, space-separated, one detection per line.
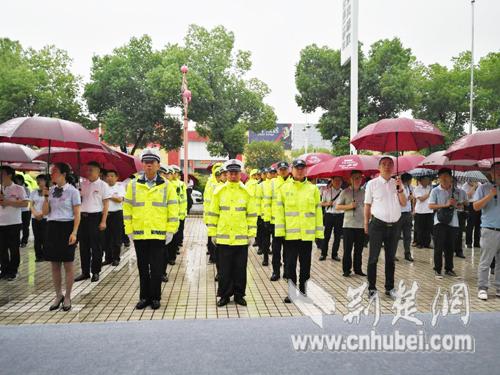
437 168 452 177
86 161 101 170
401 173 412 183
106 169 118 177
378 156 393 166
350 170 362 176
0 166 16 178
36 174 50 186
13 174 25 185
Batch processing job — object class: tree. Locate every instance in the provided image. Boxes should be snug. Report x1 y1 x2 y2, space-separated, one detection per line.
244 141 285 170
475 52 500 131
151 25 277 159
0 38 86 124
84 35 182 154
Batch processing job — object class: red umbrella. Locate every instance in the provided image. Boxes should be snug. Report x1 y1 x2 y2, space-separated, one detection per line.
307 155 378 180
0 143 37 163
35 147 142 181
351 118 444 152
6 161 47 172
297 153 334 167
418 151 481 171
444 128 500 162
376 154 425 174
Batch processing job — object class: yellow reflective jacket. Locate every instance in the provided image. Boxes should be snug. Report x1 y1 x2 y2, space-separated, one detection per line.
274 178 324 241
245 178 262 217
207 181 258 246
203 172 218 224
123 174 180 240
261 178 274 222
173 179 188 220
270 175 289 224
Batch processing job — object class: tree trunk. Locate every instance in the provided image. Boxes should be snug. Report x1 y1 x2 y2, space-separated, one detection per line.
130 130 145 155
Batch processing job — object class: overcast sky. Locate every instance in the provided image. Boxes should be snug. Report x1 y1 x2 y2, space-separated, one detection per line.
2 0 499 123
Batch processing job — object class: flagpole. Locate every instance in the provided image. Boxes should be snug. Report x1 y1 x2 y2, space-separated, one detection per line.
350 0 359 154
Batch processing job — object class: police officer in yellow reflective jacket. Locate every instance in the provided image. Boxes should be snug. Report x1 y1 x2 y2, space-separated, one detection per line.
274 159 324 303
260 167 277 265
245 169 262 252
207 159 257 307
124 149 179 310
168 165 187 265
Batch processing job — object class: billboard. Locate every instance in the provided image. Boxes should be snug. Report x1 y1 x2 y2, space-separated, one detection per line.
248 123 292 150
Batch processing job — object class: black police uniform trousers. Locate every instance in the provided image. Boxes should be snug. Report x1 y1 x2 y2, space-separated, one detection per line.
176 219 185 248
433 223 457 273
0 224 21 277
367 217 399 292
32 218 47 260
78 212 104 276
342 227 365 274
217 244 248 299
261 222 273 263
272 234 286 276
207 236 217 263
466 204 481 247
455 210 467 255
134 239 163 301
104 210 123 262
321 213 344 258
414 213 434 247
395 212 412 256
284 240 312 294
256 216 265 248
20 211 31 245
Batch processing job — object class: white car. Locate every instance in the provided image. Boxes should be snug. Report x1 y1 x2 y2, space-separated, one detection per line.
191 189 203 204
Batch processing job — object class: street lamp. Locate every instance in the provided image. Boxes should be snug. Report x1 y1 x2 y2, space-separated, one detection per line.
181 65 191 185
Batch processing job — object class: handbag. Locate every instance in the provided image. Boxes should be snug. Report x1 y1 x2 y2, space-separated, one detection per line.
437 206 454 225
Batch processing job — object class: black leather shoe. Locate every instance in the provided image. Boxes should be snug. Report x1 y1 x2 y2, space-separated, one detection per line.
168 260 176 266
151 300 161 310
405 255 414 262
235 296 247 306
342 272 351 277
135 299 150 309
162 274 169 283
270 273 280 281
62 299 72 312
217 297 230 307
91 273 100 282
284 296 292 303
319 255 326 261
214 274 219 282
332 255 341 262
74 274 90 282
257 249 263 255
176 249 180 255
262 260 269 266
394 256 399 261
112 260 120 266
49 296 64 311
354 271 367 276
102 260 113 266
456 253 466 259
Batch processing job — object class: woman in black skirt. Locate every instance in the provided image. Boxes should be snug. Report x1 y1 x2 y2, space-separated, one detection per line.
42 163 81 311
30 174 50 262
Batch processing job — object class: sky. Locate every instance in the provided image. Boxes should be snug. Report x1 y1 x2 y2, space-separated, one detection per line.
1 0 499 124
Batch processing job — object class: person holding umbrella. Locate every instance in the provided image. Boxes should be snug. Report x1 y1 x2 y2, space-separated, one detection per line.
336 170 366 277
413 176 434 249
0 166 29 281
319 176 343 262
30 174 50 262
395 173 414 262
103 169 125 267
364 157 407 300
42 163 81 311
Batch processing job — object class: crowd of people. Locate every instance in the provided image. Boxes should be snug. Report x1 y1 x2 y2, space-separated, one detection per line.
1 149 498 311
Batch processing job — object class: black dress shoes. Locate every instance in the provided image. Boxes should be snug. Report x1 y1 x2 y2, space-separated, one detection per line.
162 274 169 282
284 296 292 303
262 260 269 266
49 296 64 311
74 274 90 282
217 297 230 307
151 300 161 310
405 255 414 262
102 260 113 266
332 255 341 262
91 273 100 282
354 270 367 276
112 260 120 266
270 273 280 281
319 255 326 261
135 299 150 309
235 296 247 306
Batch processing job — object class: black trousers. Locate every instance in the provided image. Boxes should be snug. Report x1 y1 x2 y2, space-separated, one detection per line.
367 218 398 292
0 224 21 276
466 205 481 247
217 245 248 299
78 212 103 275
455 211 467 254
414 213 433 247
134 239 163 301
256 217 265 248
260 221 272 256
207 236 216 263
21 211 31 245
342 228 365 274
285 240 312 294
104 210 123 262
32 218 47 260
321 213 343 257
176 219 185 248
433 224 457 273
396 212 412 256
272 235 285 275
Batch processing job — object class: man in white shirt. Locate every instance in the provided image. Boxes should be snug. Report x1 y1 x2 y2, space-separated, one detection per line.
462 181 481 248
319 176 344 261
413 176 434 249
75 161 110 282
103 170 125 267
364 157 407 299
0 166 29 281
395 173 414 262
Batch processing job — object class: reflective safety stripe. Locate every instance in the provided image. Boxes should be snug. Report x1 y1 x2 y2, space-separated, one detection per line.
317 204 322 208
151 230 167 235
248 226 257 230
235 235 247 240
123 198 133 204
316 226 324 231
304 212 315 217
275 201 283 206
220 206 230 211
286 228 300 233
217 234 230 239
285 212 299 216
207 212 219 217
305 229 315 234
263 195 272 199
168 217 179 222
207 223 216 228
123 215 132 220
247 213 257 217
132 202 145 207
205 199 211 203
275 224 285 229
152 202 168 207
263 204 271 208
167 200 178 204
234 207 246 211
133 230 144 235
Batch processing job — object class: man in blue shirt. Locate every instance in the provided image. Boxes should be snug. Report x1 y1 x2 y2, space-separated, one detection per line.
472 162 500 301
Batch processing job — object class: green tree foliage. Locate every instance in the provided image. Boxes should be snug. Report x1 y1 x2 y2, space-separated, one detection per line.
244 141 285 170
0 38 86 124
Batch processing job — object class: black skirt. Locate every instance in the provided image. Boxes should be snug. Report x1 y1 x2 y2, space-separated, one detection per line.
45 221 76 262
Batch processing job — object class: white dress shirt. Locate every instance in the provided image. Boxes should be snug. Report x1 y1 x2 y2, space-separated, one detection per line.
107 183 125 212
320 186 343 214
80 178 111 213
364 176 402 223
413 184 433 214
0 183 28 226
